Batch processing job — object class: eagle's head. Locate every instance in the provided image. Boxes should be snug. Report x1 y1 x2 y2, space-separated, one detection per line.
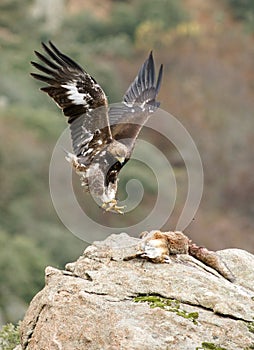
107 140 128 164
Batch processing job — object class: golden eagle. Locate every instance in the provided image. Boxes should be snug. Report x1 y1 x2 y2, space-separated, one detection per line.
31 42 163 213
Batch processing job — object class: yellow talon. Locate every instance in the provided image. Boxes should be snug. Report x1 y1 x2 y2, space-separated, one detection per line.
102 200 125 214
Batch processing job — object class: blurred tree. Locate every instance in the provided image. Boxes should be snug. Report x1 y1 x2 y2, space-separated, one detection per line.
0 0 35 35
225 0 254 31
0 322 20 350
136 0 187 29
0 230 49 322
31 0 65 33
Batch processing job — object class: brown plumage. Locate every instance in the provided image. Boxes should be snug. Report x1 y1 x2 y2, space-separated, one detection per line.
31 42 163 213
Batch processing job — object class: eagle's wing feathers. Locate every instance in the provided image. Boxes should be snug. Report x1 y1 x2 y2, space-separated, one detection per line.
42 41 84 72
31 41 112 161
109 52 163 158
124 51 163 107
31 43 163 213
69 110 110 161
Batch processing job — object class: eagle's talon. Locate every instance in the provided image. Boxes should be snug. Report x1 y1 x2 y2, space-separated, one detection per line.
102 200 125 214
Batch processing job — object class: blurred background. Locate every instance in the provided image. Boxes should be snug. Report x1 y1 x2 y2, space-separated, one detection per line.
0 0 254 326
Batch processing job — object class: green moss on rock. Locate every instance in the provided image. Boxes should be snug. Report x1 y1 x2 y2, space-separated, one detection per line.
133 295 199 324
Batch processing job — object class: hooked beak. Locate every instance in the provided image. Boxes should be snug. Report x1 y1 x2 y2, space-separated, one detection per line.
116 156 125 164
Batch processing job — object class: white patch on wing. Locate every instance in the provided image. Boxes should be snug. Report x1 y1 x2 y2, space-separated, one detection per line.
80 132 93 142
62 82 91 105
77 133 94 148
81 147 94 157
85 148 93 154
124 101 134 108
65 152 78 164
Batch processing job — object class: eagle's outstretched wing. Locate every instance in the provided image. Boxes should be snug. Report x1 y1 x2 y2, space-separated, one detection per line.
109 52 163 159
31 42 112 161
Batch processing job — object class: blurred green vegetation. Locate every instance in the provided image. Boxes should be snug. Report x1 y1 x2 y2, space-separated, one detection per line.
0 0 254 327
0 322 20 350
225 0 254 31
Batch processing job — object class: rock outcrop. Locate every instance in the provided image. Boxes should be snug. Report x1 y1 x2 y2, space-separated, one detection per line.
20 232 254 350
